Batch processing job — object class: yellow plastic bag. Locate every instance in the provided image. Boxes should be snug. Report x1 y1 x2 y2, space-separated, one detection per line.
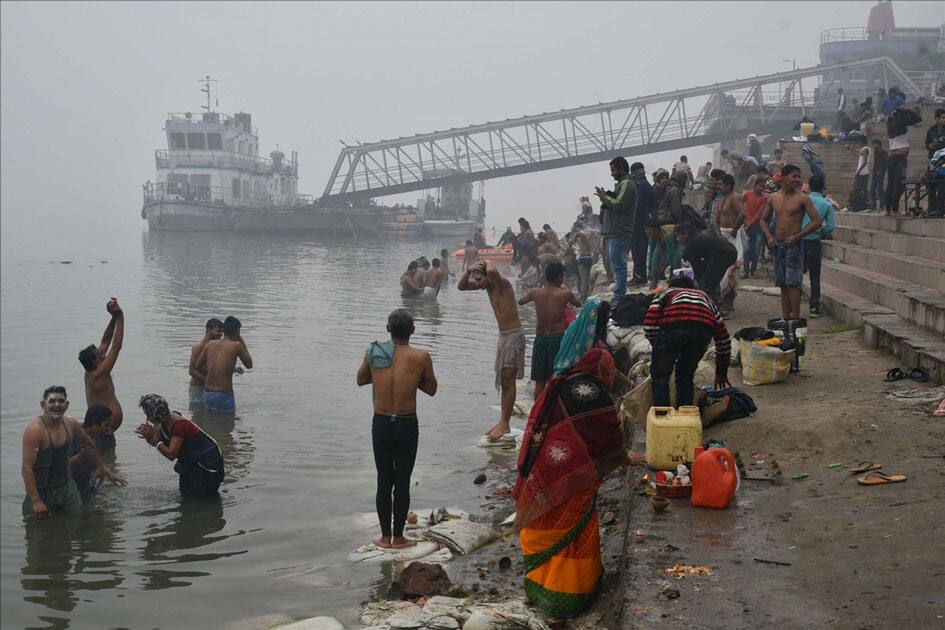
740 343 795 386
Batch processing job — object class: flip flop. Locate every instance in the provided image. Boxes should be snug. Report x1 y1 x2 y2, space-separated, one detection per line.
909 367 929 383
857 471 907 485
884 367 906 382
849 462 882 474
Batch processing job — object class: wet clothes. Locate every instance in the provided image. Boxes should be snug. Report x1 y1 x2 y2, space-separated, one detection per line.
189 383 205 406
531 333 565 383
774 240 804 288
163 419 224 497
203 390 235 414
372 413 419 538
495 327 526 390
22 423 82 516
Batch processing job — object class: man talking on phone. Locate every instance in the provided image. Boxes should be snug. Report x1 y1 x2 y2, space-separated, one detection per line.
594 156 637 302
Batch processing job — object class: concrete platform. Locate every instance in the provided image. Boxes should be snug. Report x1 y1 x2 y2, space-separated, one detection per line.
830 225 945 265
835 212 945 239
821 240 945 293
820 260 945 335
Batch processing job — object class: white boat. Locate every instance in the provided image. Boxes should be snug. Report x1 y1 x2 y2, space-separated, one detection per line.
422 219 476 238
141 77 380 235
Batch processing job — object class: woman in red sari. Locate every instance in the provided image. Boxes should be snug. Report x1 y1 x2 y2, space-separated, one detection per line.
513 348 645 619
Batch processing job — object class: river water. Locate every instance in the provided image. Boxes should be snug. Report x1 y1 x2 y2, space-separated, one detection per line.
0 227 537 629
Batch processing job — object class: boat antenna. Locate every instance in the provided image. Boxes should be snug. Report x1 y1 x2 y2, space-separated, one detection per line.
199 75 218 113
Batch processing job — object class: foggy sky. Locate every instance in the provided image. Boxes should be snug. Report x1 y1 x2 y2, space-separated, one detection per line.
2 1 942 250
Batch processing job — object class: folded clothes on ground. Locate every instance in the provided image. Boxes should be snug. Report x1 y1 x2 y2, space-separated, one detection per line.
476 427 524 449
424 519 497 555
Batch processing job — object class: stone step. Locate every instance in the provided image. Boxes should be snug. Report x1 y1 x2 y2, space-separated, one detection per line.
862 314 945 386
831 226 945 265
809 280 945 385
835 212 945 239
821 240 945 293
820 260 945 334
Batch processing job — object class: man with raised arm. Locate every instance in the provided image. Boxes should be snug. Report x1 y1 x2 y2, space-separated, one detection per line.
760 164 822 320
195 316 253 414
357 309 437 549
22 386 124 518
79 298 125 433
459 260 525 441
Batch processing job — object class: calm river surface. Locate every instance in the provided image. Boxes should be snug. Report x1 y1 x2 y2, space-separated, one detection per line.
0 227 536 629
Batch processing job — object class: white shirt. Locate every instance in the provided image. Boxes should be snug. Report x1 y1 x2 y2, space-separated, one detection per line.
888 134 909 152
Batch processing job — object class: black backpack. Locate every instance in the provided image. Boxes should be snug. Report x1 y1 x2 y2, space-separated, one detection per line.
611 292 655 327
680 204 707 232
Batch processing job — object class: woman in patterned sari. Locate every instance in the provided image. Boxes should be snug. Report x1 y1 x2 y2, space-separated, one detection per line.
513 348 646 619
552 296 611 376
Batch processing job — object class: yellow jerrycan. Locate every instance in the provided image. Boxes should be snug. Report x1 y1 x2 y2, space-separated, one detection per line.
645 406 702 470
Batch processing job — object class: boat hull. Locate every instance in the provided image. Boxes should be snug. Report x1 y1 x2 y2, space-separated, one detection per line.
422 220 476 238
143 201 381 235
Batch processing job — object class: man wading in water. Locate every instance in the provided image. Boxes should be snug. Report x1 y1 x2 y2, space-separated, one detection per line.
357 309 437 549
194 316 253 414
22 386 124 518
459 260 526 442
79 298 125 434
188 318 225 408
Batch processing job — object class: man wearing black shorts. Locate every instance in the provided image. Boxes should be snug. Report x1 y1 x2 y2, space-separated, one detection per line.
357 309 437 549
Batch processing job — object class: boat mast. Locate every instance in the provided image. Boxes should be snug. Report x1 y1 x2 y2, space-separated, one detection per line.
199 75 218 113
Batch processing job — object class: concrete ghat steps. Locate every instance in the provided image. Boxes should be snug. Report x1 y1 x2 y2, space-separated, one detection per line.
831 225 945 265
821 240 945 293
820 260 945 335
835 213 945 240
809 280 945 385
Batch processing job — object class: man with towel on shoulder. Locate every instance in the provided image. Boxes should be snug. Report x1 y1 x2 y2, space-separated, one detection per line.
357 309 437 549
459 260 526 441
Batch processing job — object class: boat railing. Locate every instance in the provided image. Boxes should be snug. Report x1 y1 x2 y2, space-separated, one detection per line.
165 112 258 135
155 150 299 176
142 181 303 208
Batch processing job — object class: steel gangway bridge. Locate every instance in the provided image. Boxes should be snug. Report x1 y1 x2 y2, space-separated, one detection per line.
320 57 925 204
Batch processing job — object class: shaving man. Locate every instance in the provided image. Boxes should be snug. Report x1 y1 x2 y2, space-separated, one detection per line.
459 260 526 441
760 164 822 319
79 298 125 435
357 309 437 549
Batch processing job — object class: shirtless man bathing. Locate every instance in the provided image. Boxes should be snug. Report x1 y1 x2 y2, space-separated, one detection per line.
761 164 822 320
518 262 580 400
22 386 124 518
79 298 125 441
459 260 526 441
194 316 253 414
188 318 224 408
357 309 437 549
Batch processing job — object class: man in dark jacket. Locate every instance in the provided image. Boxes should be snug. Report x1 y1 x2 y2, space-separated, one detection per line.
629 162 653 286
595 156 636 301
885 106 922 214
674 222 737 307
926 109 945 216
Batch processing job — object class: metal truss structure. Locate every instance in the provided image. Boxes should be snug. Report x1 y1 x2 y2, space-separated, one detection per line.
321 57 925 203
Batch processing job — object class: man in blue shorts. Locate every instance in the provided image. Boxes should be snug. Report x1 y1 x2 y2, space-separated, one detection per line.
760 165 822 319
194 316 253 414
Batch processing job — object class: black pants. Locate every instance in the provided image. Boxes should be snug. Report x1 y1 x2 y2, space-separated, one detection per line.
885 153 908 212
372 414 419 538
694 250 737 306
803 239 822 308
650 328 712 407
630 229 648 283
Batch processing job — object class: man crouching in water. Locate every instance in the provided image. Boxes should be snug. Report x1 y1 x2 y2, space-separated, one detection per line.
459 260 526 441
357 309 437 549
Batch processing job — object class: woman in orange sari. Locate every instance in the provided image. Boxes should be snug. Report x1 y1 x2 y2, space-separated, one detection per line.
513 348 645 619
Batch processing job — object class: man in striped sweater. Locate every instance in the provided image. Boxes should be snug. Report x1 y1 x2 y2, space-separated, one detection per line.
644 274 732 407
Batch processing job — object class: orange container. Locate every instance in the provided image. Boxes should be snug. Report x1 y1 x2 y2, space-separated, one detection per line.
690 448 737 509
